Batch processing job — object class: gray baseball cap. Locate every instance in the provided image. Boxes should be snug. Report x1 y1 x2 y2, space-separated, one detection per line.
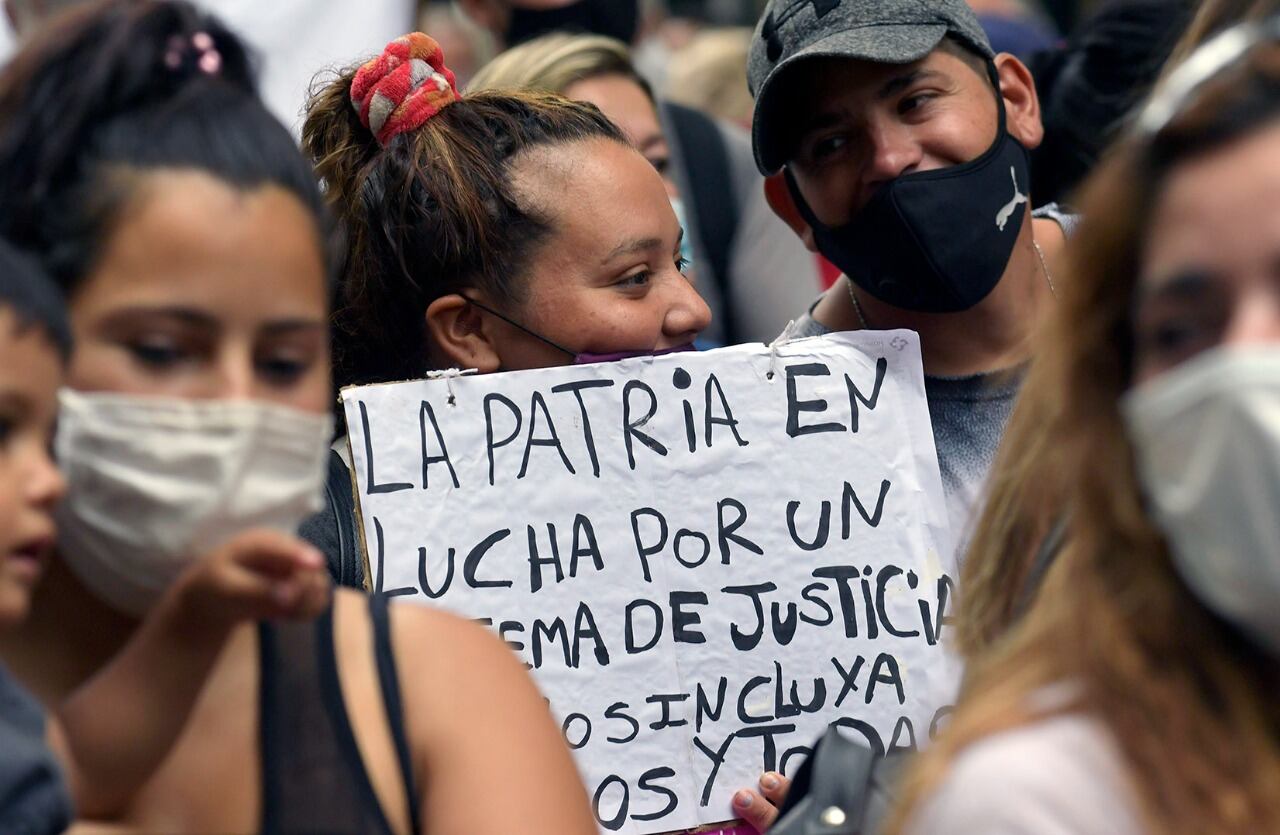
748 0 995 174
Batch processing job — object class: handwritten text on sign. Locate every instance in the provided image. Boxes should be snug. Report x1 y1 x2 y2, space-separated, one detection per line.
343 332 959 834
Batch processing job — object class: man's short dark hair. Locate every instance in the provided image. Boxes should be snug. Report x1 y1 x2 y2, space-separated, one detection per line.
0 239 72 360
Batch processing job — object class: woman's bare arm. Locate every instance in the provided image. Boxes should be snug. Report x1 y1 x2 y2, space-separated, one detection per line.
392 603 597 834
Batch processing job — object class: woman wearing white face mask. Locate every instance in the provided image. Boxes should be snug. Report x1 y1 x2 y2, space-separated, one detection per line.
871 20 1280 835
0 2 595 833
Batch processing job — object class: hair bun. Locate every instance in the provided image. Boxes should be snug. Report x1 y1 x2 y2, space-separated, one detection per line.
351 33 458 146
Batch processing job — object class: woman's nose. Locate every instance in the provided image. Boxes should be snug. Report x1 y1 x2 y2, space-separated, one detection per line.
1222 286 1280 348
663 276 713 344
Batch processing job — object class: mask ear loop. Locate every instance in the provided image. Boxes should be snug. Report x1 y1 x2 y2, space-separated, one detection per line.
986 60 1009 137
462 295 576 359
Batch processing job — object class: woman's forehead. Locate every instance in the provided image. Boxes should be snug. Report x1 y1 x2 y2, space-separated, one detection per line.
72 171 327 316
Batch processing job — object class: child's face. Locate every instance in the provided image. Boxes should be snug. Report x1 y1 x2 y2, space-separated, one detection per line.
0 309 65 627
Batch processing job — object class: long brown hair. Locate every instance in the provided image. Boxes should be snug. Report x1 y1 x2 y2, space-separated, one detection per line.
957 0 1280 659
891 40 1280 834
303 70 626 389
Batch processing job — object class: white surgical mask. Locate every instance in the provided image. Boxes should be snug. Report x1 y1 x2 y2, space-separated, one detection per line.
1122 346 1280 655
55 390 333 617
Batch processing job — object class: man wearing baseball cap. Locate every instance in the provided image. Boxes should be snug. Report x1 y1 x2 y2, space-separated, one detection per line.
728 1 1068 829
747 0 1068 565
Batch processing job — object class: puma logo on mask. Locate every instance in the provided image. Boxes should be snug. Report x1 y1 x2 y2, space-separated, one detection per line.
995 166 1028 231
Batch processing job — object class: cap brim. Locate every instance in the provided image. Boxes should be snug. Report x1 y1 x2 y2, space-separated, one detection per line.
751 23 948 174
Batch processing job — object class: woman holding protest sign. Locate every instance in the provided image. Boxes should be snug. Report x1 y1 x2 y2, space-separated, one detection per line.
883 20 1280 833
299 31 710 586
0 2 594 832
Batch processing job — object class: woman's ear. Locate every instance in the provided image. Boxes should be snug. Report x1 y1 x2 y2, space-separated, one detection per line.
425 294 501 373
995 53 1044 151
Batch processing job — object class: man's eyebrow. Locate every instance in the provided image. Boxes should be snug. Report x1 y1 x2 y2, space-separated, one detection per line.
796 68 943 138
877 68 942 101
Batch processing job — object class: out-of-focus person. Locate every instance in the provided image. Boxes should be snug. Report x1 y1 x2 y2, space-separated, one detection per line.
470 31 824 344
665 26 754 127
417 1 496 88
3 0 416 134
0 5 595 831
1025 0 1194 207
889 19 1280 834
456 0 638 48
968 0 1060 60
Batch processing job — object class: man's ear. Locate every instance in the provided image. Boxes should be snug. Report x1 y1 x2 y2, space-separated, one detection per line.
425 294 501 373
764 172 818 252
995 53 1044 151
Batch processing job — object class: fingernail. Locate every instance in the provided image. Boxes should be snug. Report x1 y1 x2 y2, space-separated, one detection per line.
733 791 753 808
761 773 779 790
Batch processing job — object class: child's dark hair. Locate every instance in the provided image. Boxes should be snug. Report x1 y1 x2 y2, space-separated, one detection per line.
303 72 627 387
0 0 328 295
0 239 72 360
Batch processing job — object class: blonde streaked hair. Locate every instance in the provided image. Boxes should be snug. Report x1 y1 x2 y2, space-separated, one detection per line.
467 32 652 99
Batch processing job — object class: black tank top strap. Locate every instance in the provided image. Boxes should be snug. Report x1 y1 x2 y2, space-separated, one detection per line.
258 604 397 835
369 593 423 833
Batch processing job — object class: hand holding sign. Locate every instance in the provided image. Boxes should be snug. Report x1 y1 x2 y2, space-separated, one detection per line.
343 331 958 834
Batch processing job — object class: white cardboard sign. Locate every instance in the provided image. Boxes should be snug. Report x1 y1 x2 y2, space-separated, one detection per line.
342 331 959 833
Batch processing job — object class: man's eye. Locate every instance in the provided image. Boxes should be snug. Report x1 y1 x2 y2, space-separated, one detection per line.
898 94 934 115
811 134 848 161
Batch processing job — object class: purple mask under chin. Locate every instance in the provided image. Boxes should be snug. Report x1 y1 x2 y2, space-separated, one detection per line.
573 343 697 365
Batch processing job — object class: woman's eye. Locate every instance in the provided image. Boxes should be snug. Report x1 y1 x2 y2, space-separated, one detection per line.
256 354 311 383
126 339 185 368
617 271 653 289
1140 316 1216 361
0 415 12 447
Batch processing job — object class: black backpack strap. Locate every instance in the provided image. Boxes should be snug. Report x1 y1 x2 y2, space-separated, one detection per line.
663 102 742 343
771 725 908 834
1012 514 1069 619
324 449 364 589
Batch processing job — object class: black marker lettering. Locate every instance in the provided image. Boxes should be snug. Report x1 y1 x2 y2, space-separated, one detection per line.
622 380 668 470
418 400 460 489
669 590 708 644
361 401 412 494
785 363 845 437
717 497 763 564
483 393 522 486
550 379 613 478
703 372 749 448
844 356 888 431
518 390 576 479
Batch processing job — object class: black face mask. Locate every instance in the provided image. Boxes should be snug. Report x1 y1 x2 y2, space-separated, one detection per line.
505 0 639 47
787 63 1032 314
